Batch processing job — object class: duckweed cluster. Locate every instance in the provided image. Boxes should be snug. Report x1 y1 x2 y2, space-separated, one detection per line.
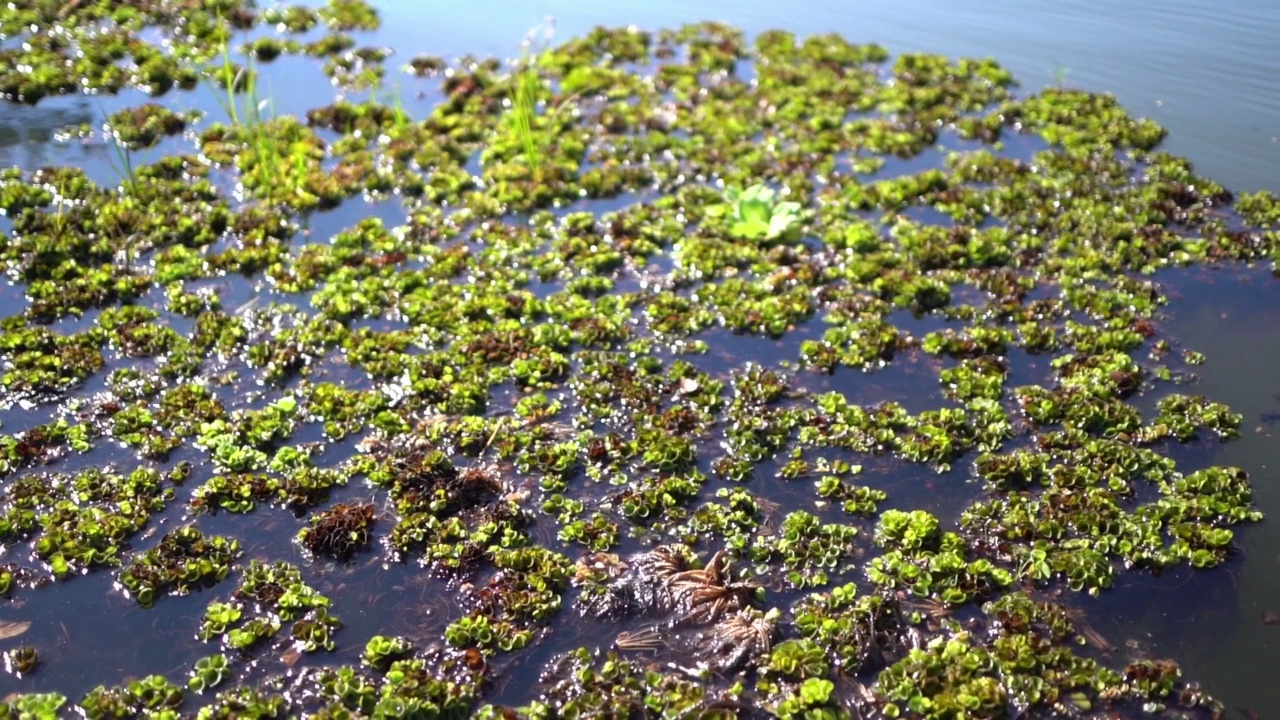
0 1 1273 717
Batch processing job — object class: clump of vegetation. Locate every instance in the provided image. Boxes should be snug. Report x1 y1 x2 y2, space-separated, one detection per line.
118 527 240 607
708 183 805 241
298 502 376 560
106 103 192 148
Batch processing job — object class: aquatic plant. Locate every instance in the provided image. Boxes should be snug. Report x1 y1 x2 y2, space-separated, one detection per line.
203 37 330 208
363 635 413 669
106 104 190 149
81 674 185 717
318 0 381 31
298 502 376 560
753 510 860 588
510 62 541 179
0 693 65 718
4 645 38 676
198 602 243 641
709 183 805 242
187 653 231 693
510 647 714 716
118 527 240 607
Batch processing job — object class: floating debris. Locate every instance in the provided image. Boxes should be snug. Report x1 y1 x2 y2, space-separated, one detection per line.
0 621 29 642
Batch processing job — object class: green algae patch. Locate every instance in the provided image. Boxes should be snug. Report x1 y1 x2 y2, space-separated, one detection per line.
0 6 1271 719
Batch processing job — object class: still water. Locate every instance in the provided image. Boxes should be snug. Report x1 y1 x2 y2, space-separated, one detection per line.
0 0 1277 712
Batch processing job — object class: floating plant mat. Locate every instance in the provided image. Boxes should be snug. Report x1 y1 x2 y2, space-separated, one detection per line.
0 0 1277 717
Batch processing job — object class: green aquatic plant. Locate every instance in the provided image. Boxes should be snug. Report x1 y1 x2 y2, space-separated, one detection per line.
505 18 556 181
199 686 288 717
773 678 846 719
766 639 831 680
291 607 342 652
225 617 280 650
197 563 341 654
127 675 184 712
205 34 327 207
187 653 231 693
263 5 319 33
2 692 65 718
118 527 240 607
105 103 189 149
815 475 887 515
317 0 381 31
198 602 242 641
709 183 804 241
876 509 942 551
752 510 860 588
506 647 711 716
80 684 137 718
363 635 413 669
4 645 38 676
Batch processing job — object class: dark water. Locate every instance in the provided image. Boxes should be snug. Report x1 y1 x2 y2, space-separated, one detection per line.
0 0 1278 713
1151 268 1280 713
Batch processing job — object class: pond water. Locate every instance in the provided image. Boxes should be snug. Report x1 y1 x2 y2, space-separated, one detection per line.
0 0 1277 716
